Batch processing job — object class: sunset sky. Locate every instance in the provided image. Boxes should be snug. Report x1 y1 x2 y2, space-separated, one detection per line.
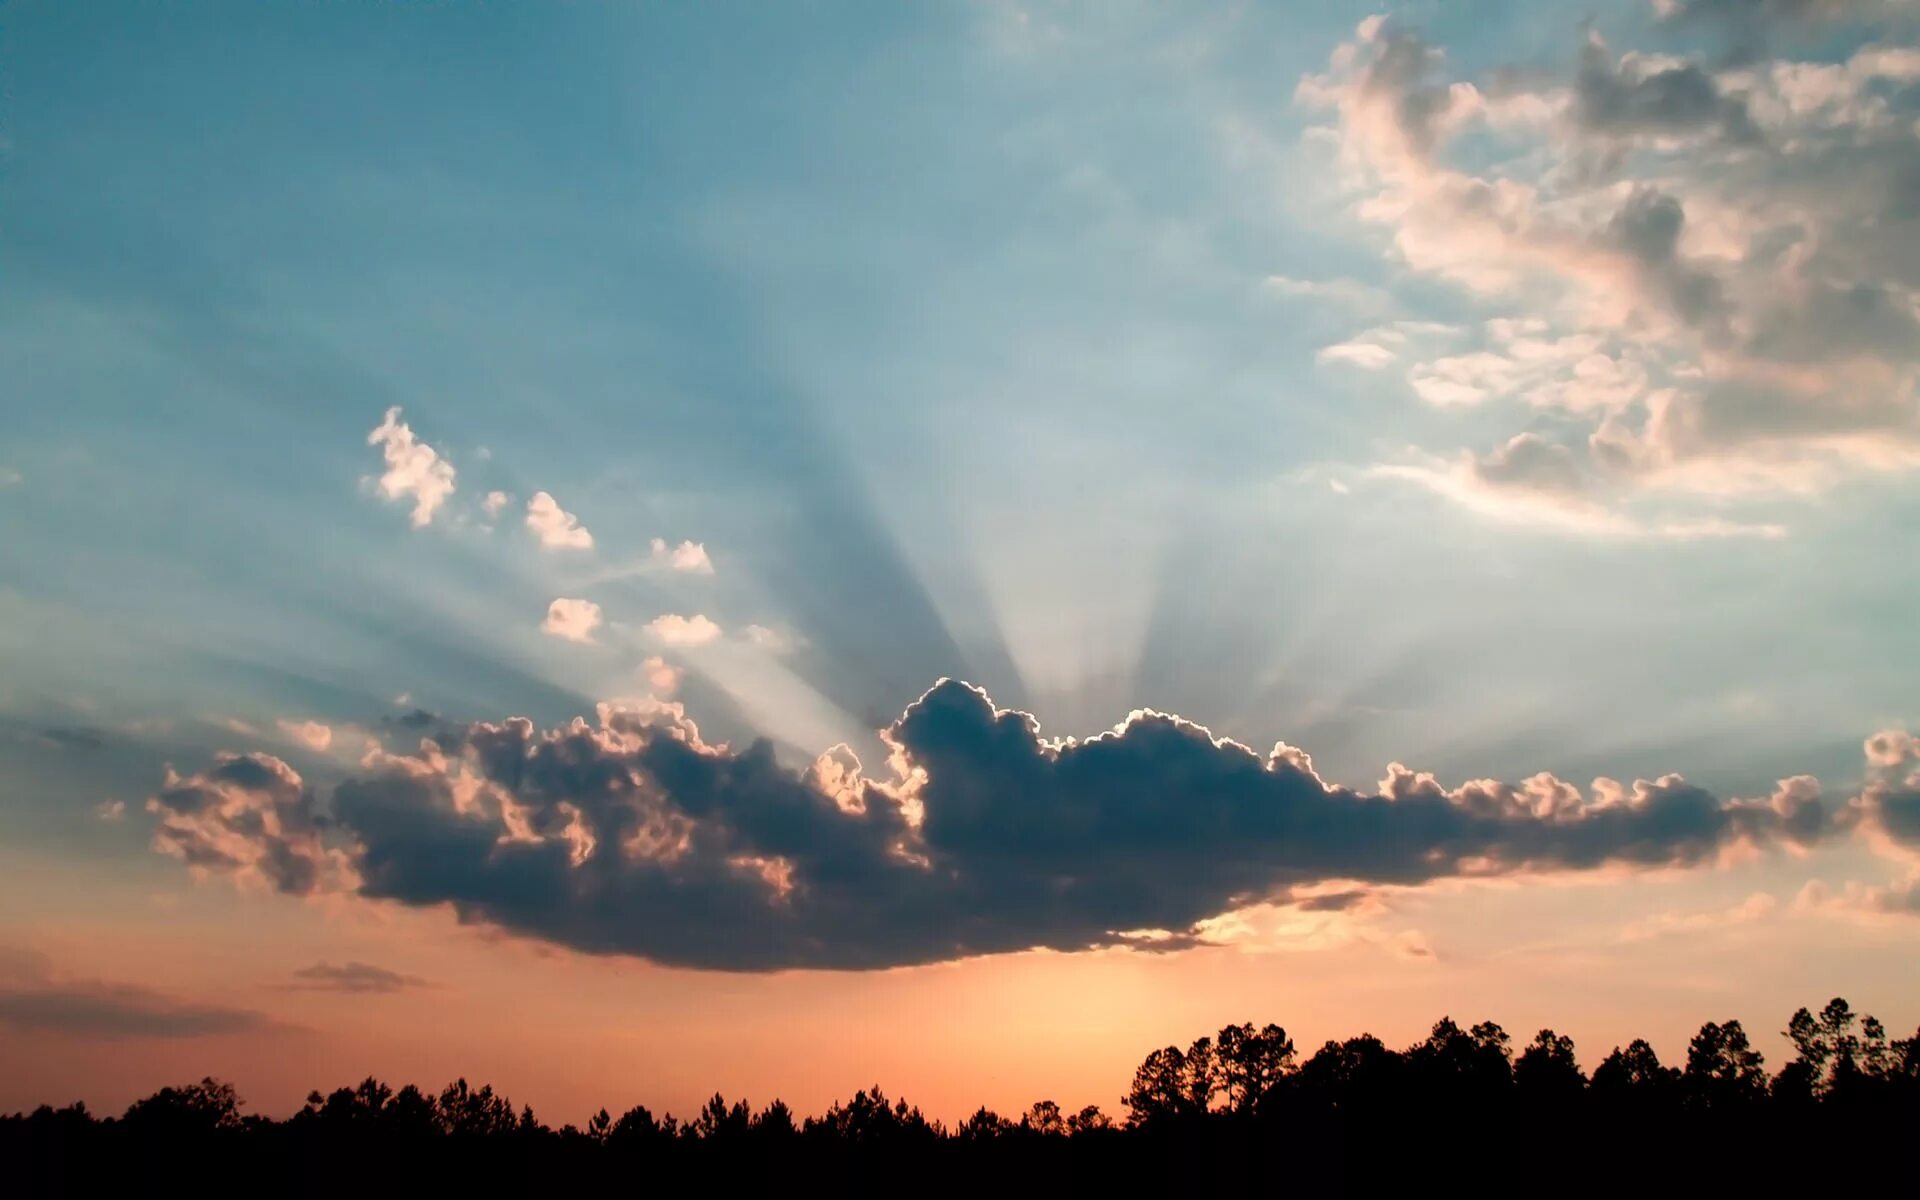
5 0 1920 1125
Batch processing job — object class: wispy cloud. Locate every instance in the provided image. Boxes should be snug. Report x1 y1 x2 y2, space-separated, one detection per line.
286 961 430 994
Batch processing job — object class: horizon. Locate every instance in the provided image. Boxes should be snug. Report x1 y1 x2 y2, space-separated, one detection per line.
5 0 1920 1133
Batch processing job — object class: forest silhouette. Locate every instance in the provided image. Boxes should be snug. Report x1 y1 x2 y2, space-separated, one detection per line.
8 996 1918 1194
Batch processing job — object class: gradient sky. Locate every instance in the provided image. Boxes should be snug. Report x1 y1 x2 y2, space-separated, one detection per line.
5 0 1920 1125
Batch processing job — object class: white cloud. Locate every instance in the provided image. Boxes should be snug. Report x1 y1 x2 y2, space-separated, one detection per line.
644 613 722 646
526 491 593 550
366 408 456 528
649 537 714 574
482 490 511 518
276 719 334 752
0 467 22 488
542 597 603 643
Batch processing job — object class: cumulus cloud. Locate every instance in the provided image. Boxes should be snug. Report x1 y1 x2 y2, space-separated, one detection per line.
366 408 457 528
482 490 511 519
142 680 1838 971
541 597 603 644
1846 727 1920 859
649 537 715 574
644 612 722 646
287 961 429 994
0 467 22 488
1298 11 1920 529
525 491 594 551
147 753 353 895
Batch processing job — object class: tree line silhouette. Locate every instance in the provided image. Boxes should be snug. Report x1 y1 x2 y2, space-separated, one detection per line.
8 997 1918 1194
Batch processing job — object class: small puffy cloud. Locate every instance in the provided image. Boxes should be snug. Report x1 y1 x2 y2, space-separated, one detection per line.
644 612 722 646
641 655 683 695
482 490 511 519
287 961 428 994
541 597 602 644
0 467 21 488
1865 729 1918 768
525 491 594 550
649 537 714 574
366 408 456 528
276 720 333 752
1318 339 1400 370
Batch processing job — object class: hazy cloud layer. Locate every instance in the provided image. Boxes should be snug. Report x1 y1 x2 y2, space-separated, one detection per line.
146 681 1839 971
0 951 270 1039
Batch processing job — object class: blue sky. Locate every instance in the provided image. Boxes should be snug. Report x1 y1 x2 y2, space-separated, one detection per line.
4 0 1920 1120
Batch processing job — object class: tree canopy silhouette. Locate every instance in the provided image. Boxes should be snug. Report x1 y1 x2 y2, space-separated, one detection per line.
9 996 1920 1195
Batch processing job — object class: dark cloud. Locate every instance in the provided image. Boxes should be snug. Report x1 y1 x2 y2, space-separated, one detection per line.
1574 38 1762 144
145 682 1832 972
1292 890 1375 913
384 708 440 732
0 982 269 1039
287 961 430 994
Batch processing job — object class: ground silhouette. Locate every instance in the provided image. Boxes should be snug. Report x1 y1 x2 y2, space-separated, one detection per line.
8 997 1918 1194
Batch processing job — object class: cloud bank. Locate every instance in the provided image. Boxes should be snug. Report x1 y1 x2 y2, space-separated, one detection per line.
145 680 1840 971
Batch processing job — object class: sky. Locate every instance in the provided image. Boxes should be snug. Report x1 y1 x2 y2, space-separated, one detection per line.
4 0 1920 1125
